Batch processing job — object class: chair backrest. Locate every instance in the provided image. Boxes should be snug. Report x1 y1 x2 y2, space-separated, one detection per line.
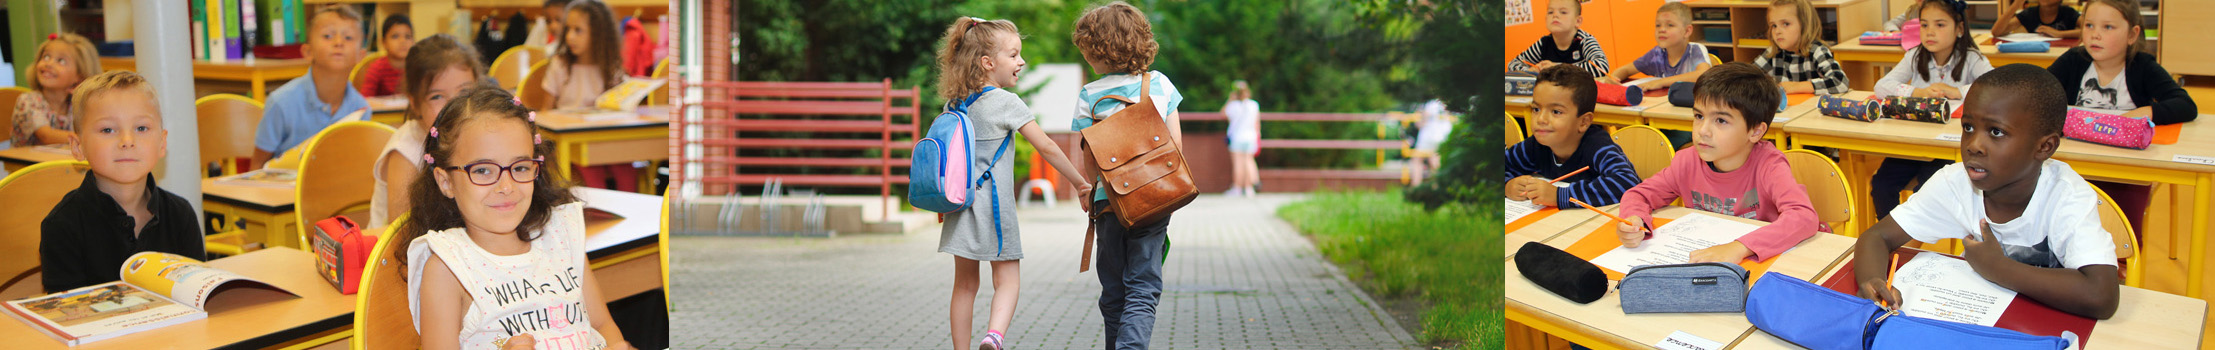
1708 53 1724 65
296 121 395 248
648 58 672 105
2088 182 2142 286
517 60 554 110
0 87 31 125
196 94 266 176
354 214 420 350
1505 113 1524 146
1610 125 1674 180
350 51 387 92
487 45 541 91
1780 149 1857 235
0 161 90 299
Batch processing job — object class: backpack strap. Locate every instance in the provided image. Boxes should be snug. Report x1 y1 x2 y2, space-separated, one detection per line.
1088 72 1151 120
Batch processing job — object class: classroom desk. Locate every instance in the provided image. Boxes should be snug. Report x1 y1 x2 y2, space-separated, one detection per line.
1506 96 1645 128
99 57 311 102
1732 250 2208 350
1506 206 1858 349
1638 92 1817 149
0 249 356 350
536 107 671 193
0 145 75 172
367 95 408 127
202 178 302 250
1506 203 1613 258
1783 103 2215 297
1830 35 2066 91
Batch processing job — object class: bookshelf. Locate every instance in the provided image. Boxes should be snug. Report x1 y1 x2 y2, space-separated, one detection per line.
1684 0 1884 63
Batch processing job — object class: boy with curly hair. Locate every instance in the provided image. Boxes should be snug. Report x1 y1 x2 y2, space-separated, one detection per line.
1071 2 1182 349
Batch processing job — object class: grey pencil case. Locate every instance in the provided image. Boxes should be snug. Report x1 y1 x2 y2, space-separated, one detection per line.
1619 262 1749 314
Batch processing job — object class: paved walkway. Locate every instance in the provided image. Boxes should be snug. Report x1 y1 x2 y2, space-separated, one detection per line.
670 194 1419 349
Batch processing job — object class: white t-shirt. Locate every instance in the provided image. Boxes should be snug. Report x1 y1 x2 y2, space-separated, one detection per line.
2076 66 2136 110
371 121 428 226
1223 99 1260 143
408 202 608 350
1891 161 2116 270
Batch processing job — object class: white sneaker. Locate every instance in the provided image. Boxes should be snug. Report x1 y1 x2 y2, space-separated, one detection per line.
1246 186 1258 198
1224 187 1243 197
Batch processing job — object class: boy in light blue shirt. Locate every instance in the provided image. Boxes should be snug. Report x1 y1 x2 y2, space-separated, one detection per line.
254 6 371 166
1069 2 1186 348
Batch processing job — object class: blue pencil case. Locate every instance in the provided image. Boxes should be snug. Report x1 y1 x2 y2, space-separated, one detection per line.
1997 41 2050 53
1743 272 2070 350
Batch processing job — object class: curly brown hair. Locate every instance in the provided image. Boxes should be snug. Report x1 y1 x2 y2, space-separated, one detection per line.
559 0 624 91
394 84 578 267
1073 1 1157 75
934 17 1020 101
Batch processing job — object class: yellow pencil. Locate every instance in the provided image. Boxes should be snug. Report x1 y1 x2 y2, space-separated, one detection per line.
1884 252 1901 310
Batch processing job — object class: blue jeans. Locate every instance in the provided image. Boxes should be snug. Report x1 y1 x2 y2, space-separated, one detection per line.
1094 204 1169 350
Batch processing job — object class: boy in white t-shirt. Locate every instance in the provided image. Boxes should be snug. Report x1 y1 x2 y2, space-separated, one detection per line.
1851 64 2119 319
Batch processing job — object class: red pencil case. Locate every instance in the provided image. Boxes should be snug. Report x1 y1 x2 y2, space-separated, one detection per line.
2065 109 2155 149
1596 83 1644 106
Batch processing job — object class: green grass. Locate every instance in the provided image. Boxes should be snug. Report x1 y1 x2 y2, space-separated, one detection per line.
1278 190 1502 348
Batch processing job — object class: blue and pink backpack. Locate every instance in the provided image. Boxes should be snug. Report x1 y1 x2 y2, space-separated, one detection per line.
909 87 1014 255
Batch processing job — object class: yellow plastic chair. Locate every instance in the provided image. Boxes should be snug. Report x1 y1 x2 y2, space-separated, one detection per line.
2090 183 2143 287
0 161 89 300
294 121 396 249
1505 112 1524 146
350 51 388 94
648 58 672 105
517 60 554 110
0 87 31 126
1781 149 1858 236
354 213 419 350
488 45 545 92
1611 125 1675 180
196 94 265 177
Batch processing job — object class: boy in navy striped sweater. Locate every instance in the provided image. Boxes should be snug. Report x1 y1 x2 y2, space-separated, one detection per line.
1507 64 1643 208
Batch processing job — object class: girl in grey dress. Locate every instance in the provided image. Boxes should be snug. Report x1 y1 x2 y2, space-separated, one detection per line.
932 16 1095 350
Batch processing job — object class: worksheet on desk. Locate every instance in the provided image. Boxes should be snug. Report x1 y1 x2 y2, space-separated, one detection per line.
1895 252 2017 326
1505 198 1544 224
1588 213 1760 272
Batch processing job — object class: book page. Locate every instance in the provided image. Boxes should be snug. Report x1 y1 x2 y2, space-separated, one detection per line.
4 282 202 344
1894 252 2017 326
1588 213 1761 273
1505 198 1544 224
118 252 295 310
594 77 668 111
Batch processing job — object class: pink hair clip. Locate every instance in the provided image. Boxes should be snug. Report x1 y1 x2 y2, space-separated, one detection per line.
513 97 524 106
534 133 543 144
528 111 537 122
428 126 439 138
422 154 435 164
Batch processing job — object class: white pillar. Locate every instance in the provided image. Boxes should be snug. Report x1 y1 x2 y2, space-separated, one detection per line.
134 0 203 215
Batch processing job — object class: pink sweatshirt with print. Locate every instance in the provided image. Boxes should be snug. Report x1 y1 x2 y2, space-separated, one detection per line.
1618 141 1821 261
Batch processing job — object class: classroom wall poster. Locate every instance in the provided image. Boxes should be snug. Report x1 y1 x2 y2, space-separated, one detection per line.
1506 0 1533 27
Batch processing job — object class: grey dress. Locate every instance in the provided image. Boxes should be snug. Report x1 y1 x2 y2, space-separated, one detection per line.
938 88 1033 261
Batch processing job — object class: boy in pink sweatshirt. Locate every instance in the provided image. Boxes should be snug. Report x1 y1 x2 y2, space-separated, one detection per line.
1615 62 1821 264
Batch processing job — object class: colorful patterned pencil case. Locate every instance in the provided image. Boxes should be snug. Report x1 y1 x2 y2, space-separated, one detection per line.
2065 108 2155 149
1817 95 1875 122
1872 97 1949 124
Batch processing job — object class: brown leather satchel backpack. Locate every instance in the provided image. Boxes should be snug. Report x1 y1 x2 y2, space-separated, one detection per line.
1078 72 1198 272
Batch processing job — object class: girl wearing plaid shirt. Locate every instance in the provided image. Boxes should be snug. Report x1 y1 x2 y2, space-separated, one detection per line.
1754 0 1850 95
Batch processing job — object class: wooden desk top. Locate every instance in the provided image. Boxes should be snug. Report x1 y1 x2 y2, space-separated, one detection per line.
1505 204 1612 258
535 106 672 133
0 249 353 350
98 57 312 76
201 178 298 213
1832 35 2066 63
1507 206 1858 349
1642 91 1840 124
0 145 75 166
1782 96 2215 174
1734 251 2209 350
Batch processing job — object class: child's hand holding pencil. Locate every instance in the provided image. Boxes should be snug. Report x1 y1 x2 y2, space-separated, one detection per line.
1566 197 1651 248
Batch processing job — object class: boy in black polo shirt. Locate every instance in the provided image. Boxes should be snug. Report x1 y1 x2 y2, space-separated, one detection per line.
41 71 205 293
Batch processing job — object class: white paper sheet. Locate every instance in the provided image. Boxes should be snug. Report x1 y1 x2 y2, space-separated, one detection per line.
1622 77 1661 88
1997 33 2060 43
1588 213 1761 273
1505 198 1545 224
1894 252 2018 326
1654 330 1725 350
